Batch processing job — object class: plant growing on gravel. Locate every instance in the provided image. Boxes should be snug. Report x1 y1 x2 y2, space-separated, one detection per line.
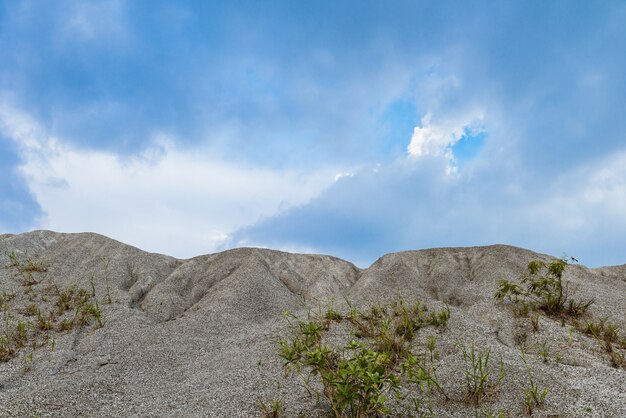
475 407 507 418
579 318 620 344
277 299 449 417
537 340 550 364
258 398 284 417
519 350 547 415
457 342 506 405
5 249 48 287
5 249 47 274
575 318 626 369
495 257 594 318
0 247 106 363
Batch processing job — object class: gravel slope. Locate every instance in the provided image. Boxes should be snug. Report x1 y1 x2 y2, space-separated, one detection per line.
0 231 624 417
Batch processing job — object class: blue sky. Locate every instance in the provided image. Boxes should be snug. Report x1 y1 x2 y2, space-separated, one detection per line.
1 1 626 267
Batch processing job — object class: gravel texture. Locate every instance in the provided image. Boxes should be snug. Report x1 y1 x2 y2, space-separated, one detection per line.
0 230 624 417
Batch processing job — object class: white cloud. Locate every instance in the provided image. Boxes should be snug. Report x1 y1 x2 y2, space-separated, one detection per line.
407 112 484 158
334 172 354 182
227 118 626 267
0 103 337 258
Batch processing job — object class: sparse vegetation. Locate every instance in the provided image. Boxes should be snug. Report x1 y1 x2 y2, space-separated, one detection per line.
495 257 594 318
457 342 506 405
259 398 285 418
276 299 450 417
520 350 547 415
0 248 105 363
496 258 626 370
537 340 550 364
575 318 626 369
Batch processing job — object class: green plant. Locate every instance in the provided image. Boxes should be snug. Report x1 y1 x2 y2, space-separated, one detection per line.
36 310 53 331
25 304 39 316
259 398 284 417
520 350 547 415
530 313 540 332
429 306 451 328
608 350 625 369
59 319 74 332
0 291 15 309
0 247 106 362
576 318 625 368
402 350 447 399
5 250 47 287
21 351 33 373
14 321 28 348
6 250 47 273
426 336 438 362
475 407 507 418
580 318 620 344
538 340 550 364
277 299 450 417
457 342 505 405
495 258 594 318
77 302 103 328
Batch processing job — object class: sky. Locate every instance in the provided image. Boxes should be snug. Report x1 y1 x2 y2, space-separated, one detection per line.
1 1 626 267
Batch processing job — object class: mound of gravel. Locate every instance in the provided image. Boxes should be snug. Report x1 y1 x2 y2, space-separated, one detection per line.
0 230 624 417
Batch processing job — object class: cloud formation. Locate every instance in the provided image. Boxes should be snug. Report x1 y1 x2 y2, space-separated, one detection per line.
227 145 626 268
1 103 337 257
1 2 626 267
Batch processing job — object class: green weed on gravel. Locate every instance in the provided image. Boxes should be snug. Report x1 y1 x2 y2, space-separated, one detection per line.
519 350 548 415
0 249 106 363
457 342 506 405
276 299 450 417
495 257 594 318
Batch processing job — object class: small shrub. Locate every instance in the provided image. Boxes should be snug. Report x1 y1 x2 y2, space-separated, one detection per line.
495 258 594 318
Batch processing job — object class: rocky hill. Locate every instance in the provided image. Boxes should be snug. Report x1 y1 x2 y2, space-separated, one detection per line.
0 231 624 417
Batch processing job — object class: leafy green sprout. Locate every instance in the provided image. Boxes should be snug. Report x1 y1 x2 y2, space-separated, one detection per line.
495 257 594 318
